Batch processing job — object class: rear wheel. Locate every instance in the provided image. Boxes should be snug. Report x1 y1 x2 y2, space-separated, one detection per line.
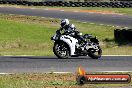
53 42 70 59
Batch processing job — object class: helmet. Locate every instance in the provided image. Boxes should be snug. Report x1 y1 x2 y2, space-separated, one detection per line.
70 24 75 30
66 24 75 33
60 19 69 28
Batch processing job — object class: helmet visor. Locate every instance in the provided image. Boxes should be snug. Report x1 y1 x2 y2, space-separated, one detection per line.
61 22 66 27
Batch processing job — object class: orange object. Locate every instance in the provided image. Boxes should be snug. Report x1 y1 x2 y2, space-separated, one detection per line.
78 66 86 76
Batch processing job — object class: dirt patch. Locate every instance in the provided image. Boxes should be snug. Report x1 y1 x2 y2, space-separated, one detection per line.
78 10 115 14
45 8 121 15
0 14 59 26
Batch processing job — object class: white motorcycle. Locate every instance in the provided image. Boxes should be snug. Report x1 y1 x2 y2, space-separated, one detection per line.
51 29 102 59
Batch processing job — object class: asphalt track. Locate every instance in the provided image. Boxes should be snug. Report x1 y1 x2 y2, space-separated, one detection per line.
0 6 132 27
0 7 132 73
0 56 132 73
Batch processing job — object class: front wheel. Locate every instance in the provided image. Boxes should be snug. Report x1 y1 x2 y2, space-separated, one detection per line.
88 46 102 59
53 42 70 59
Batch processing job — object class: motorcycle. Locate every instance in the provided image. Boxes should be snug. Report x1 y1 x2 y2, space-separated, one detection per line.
51 29 102 59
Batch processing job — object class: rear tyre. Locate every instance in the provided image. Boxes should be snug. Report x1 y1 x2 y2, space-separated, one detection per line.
53 41 70 59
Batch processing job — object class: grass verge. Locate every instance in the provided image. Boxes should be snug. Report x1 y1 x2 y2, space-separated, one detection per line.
0 14 132 55
0 72 132 88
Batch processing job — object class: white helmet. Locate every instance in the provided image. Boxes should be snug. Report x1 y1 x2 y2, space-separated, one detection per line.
70 24 75 29
60 19 69 28
70 24 75 30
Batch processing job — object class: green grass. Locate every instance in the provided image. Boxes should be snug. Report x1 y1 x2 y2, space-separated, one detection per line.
0 14 132 55
0 73 131 88
0 15 57 56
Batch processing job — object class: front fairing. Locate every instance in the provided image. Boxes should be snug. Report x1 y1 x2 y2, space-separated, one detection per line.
51 30 61 41
90 37 99 44
51 34 59 41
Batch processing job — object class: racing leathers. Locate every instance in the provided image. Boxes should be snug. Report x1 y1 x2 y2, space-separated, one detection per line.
59 24 86 43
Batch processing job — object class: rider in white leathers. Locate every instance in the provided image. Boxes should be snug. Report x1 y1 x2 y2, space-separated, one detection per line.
60 19 75 35
59 19 86 43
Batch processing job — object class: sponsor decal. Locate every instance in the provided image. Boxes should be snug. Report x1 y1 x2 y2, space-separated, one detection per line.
76 67 131 85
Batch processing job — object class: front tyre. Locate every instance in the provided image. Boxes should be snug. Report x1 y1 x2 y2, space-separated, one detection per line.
53 42 70 59
88 46 102 59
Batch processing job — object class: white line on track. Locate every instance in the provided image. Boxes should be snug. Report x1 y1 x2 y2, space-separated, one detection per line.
124 27 129 28
47 72 71 74
41 17 45 18
118 14 124 16
0 73 14 74
30 8 37 10
88 12 94 14
3 55 36 56
45 8 49 10
116 26 120 28
82 22 87 23
0 71 132 74
74 11 79 12
15 7 21 8
2 55 132 56
102 55 132 56
60 10 64 11
107 25 111 27
9 14 15 15
97 71 132 72
101 13 106 15
99 24 104 26
90 23 95 24
50 18 54 19
47 71 132 73
9 14 26 17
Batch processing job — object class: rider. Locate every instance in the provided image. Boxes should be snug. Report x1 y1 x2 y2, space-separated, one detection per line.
59 19 86 43
60 19 75 35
